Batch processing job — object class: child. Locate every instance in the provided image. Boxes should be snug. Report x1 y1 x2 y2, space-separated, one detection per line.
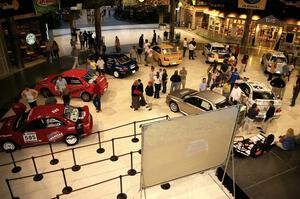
199 78 207 91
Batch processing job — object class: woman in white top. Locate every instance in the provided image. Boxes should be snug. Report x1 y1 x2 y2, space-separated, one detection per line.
153 72 161 99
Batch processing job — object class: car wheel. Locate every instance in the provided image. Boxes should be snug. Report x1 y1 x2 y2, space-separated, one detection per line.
1 141 17 152
158 59 162 66
65 134 79 146
113 70 120 78
41 88 52 97
169 101 179 112
81 92 91 102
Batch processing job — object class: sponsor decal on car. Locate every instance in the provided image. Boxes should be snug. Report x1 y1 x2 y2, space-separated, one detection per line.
47 131 64 142
23 132 38 143
0 134 12 138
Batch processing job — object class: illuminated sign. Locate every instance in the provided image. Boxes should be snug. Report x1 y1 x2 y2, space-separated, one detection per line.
26 33 36 45
238 0 267 10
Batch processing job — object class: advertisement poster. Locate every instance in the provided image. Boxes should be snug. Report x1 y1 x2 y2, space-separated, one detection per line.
238 0 267 10
32 0 59 14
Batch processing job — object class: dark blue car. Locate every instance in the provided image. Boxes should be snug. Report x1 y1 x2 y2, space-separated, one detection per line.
89 54 139 78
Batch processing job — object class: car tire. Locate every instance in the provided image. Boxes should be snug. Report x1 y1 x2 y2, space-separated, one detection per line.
81 92 91 102
169 101 179 112
64 134 79 146
1 141 17 152
41 88 52 98
113 70 120 78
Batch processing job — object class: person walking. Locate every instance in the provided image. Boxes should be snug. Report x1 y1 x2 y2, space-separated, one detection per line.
153 72 161 99
240 55 249 72
151 30 157 46
234 44 240 59
170 70 181 93
179 67 187 89
62 88 71 106
182 37 188 57
131 80 141 111
137 79 146 106
144 39 150 65
83 30 88 48
259 101 275 133
92 81 103 112
52 40 59 59
191 38 197 57
21 87 38 108
145 81 154 111
230 68 239 90
188 42 196 60
130 45 138 61
138 34 144 49
79 32 84 49
161 69 168 94
243 103 259 134
96 56 105 75
115 36 121 53
199 78 207 91
55 76 67 96
229 83 242 104
291 82 300 107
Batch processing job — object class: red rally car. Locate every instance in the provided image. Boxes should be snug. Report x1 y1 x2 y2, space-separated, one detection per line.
35 69 108 102
0 104 93 152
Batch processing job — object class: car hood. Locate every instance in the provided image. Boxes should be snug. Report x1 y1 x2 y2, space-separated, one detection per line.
0 116 16 134
170 88 198 99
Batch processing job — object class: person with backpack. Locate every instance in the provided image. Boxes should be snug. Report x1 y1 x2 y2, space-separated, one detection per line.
145 81 154 111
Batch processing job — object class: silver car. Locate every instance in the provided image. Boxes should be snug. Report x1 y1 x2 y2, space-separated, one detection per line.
166 89 246 125
261 52 288 74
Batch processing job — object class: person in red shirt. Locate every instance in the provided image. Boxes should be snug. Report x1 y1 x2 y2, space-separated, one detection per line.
92 81 104 112
235 44 240 59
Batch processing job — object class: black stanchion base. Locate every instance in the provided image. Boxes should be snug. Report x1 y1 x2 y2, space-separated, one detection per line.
72 165 81 172
161 183 171 190
33 174 44 182
50 159 59 165
117 193 127 199
138 149 141 155
11 166 22 173
12 197 20 199
62 186 73 194
110 155 118 162
97 148 105 154
131 137 139 143
127 169 137 176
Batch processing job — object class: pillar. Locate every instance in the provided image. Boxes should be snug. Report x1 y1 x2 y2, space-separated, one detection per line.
241 9 253 54
191 10 196 29
0 24 10 75
7 17 23 68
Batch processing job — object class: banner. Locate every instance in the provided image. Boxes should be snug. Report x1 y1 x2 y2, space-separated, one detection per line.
32 0 59 14
238 0 267 10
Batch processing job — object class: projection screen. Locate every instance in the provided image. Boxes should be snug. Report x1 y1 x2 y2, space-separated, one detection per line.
141 106 239 188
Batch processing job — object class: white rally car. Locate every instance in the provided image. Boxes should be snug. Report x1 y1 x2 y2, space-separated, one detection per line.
236 80 282 119
203 42 229 63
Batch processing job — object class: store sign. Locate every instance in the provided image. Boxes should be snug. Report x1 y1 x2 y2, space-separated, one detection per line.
238 0 267 10
32 0 59 14
26 33 36 45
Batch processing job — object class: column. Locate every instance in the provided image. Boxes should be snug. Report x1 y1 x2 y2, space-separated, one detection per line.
0 24 10 75
191 10 196 30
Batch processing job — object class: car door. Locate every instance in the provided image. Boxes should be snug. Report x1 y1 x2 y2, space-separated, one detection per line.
237 83 252 107
21 119 47 146
182 96 204 115
43 118 67 143
64 77 84 97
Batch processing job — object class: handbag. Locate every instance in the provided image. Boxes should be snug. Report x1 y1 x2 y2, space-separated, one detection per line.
133 89 141 95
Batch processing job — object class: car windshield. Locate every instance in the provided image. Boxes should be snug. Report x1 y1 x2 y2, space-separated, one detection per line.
271 56 286 63
64 105 80 122
162 47 177 55
212 47 225 52
116 55 131 65
83 71 98 84
253 91 275 100
216 100 233 109
15 112 29 130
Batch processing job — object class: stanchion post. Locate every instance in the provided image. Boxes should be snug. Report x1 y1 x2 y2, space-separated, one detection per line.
9 152 22 173
71 148 81 172
117 175 127 199
96 131 105 154
110 139 118 161
49 142 59 165
6 179 20 199
131 121 139 143
127 152 137 176
32 157 43 182
61 168 73 194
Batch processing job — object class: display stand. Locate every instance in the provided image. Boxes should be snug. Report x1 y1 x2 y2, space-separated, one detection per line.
110 139 119 161
10 152 22 173
96 132 105 154
32 157 43 182
71 149 81 172
49 142 59 165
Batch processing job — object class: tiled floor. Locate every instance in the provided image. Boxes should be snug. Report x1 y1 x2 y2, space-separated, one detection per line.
0 26 300 199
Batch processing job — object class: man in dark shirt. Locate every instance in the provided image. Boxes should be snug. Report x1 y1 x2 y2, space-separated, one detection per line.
243 103 259 134
291 83 300 107
170 70 181 93
260 101 275 133
137 79 146 106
